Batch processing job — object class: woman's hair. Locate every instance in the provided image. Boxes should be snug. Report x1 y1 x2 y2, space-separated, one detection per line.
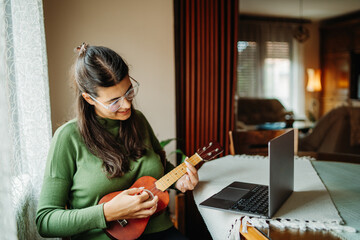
73 43 146 178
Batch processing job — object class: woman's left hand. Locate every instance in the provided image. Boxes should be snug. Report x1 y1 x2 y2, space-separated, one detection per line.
175 159 199 193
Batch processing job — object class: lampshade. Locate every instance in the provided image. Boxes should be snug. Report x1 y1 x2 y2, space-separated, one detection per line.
338 72 349 88
306 68 322 92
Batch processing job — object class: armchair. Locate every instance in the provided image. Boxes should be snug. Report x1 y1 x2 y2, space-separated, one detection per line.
298 106 360 158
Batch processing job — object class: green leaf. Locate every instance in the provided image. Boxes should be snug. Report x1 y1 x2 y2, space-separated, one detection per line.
159 138 177 148
181 154 187 163
159 137 187 163
172 149 185 155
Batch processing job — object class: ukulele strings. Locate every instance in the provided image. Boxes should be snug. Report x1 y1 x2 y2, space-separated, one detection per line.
142 143 219 197
145 155 199 196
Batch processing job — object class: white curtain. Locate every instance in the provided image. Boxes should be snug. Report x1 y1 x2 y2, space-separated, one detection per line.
0 0 52 239
291 38 305 119
237 20 306 118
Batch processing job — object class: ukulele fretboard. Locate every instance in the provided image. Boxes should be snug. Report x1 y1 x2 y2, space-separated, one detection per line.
155 153 202 191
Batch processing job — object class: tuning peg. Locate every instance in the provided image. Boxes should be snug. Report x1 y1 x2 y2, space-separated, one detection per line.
215 148 219 152
209 142 213 146
207 153 212 156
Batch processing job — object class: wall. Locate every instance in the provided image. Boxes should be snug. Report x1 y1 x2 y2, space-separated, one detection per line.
43 0 176 161
303 23 320 70
303 22 320 120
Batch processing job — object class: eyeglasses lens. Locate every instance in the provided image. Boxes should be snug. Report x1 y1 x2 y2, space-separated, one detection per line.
109 85 139 112
109 98 123 112
126 87 138 100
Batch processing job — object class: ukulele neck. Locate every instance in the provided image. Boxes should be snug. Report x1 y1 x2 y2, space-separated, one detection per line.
155 153 202 191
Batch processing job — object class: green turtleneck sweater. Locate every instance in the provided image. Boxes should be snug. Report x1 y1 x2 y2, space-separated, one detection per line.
36 110 175 239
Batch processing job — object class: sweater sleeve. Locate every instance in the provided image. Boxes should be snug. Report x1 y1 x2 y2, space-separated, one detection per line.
35 123 107 237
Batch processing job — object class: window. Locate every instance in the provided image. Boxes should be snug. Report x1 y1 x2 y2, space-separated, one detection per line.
264 41 291 110
237 21 304 118
237 41 257 97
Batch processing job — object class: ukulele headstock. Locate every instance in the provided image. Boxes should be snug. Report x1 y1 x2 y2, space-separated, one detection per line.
196 141 223 161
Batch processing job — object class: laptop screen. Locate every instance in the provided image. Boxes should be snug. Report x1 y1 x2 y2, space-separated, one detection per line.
268 129 294 217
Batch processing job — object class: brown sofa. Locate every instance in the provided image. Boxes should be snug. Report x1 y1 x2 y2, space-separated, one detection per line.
236 98 294 128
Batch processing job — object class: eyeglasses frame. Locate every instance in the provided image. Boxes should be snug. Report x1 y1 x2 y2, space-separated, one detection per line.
87 77 139 112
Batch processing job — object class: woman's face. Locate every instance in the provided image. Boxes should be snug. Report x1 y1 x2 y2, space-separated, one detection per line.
83 75 133 121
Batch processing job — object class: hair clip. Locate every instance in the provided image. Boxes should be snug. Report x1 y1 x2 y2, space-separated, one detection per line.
75 42 88 56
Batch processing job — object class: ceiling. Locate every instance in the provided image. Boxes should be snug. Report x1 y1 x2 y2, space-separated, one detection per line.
239 0 360 22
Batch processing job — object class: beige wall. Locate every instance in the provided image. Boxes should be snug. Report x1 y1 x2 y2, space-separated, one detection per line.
43 0 176 160
303 22 320 119
303 23 320 70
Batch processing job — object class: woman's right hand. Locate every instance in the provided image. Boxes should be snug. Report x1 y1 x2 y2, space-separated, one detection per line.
103 188 158 222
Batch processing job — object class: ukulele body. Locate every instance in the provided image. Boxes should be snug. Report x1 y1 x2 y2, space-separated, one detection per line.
98 141 222 240
98 176 169 240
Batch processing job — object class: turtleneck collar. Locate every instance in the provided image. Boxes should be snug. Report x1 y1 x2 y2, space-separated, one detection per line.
96 116 120 137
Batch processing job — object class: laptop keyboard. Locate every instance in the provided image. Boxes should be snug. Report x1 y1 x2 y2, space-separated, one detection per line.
230 185 268 215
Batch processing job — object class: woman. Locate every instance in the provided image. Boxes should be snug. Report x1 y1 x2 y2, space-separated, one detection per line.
36 43 198 239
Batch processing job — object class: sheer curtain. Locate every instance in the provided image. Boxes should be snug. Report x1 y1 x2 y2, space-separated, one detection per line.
0 3 17 238
237 20 305 118
0 0 52 239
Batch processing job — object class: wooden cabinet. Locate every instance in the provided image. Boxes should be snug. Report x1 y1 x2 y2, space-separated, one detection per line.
320 12 360 116
321 52 350 114
354 27 360 52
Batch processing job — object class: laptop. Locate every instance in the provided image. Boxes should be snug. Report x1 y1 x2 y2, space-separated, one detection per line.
199 129 294 218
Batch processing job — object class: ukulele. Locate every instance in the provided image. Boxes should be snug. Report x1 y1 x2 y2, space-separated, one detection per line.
98 141 223 240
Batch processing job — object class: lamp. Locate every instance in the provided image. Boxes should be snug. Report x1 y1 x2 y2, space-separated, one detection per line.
306 68 322 92
338 72 349 88
293 0 310 43
306 68 322 122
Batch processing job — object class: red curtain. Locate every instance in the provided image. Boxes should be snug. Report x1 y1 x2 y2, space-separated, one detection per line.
175 0 238 159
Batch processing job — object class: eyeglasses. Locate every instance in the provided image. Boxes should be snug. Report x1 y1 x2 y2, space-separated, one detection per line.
88 77 139 112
